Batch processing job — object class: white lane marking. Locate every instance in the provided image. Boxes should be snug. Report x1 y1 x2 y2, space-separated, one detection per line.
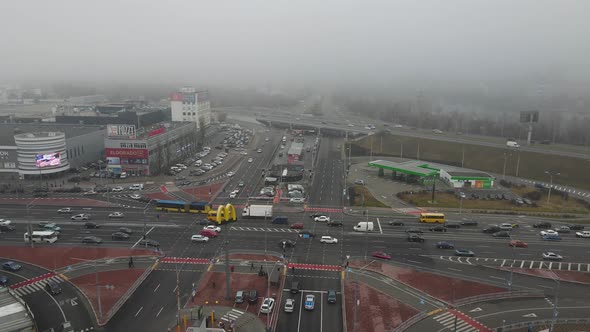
153 283 160 293
156 306 164 317
448 268 462 272
489 276 504 281
407 260 422 264
135 306 143 317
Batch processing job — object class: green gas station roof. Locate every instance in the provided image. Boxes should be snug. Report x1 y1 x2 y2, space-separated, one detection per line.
368 160 439 177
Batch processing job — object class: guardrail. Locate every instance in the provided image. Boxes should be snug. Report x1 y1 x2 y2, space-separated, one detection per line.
454 290 545 307
101 261 156 325
502 318 590 331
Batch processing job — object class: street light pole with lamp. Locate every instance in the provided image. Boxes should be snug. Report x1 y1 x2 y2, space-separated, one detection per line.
72 257 114 321
545 171 560 203
142 199 155 248
264 259 282 332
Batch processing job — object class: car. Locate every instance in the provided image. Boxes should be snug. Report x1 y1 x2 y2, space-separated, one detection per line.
290 223 304 229
111 186 124 192
371 251 392 260
45 280 62 295
407 234 425 242
575 231 590 238
388 221 405 226
0 225 15 232
533 222 552 229
227 171 235 177
82 236 103 244
460 220 478 226
238 181 244 187
84 222 100 229
197 219 210 225
542 234 561 241
499 223 513 231
568 224 585 231
327 290 337 304
458 192 466 199
71 214 91 221
290 197 305 203
353 179 365 185
405 228 423 234
436 241 454 249
554 226 571 233
0 275 9 286
248 289 258 303
191 235 209 243
229 191 238 198
540 230 559 236
111 232 130 240
260 297 275 314
320 236 338 244
129 194 142 200
542 252 563 261
119 227 133 234
455 249 475 257
0 219 11 226
509 240 528 248
279 239 295 248
203 225 221 233
284 298 295 313
483 226 501 234
257 149 262 153
247 158 253 162
298 231 315 238
57 208 72 214
83 190 97 196
42 223 61 232
200 229 218 238
304 294 315 310
108 212 124 218
492 231 511 238
327 220 343 227
2 261 22 271
429 226 447 232
309 214 324 219
314 216 330 222
138 239 160 247
444 223 461 229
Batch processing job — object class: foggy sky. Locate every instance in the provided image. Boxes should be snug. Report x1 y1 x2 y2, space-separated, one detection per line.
2 0 589 86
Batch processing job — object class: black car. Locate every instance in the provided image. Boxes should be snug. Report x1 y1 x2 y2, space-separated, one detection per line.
406 228 423 234
327 221 343 227
119 227 133 234
45 280 62 295
533 222 552 229
408 234 425 243
483 226 501 234
248 289 258 303
138 239 160 248
568 224 585 231
492 231 511 238
461 220 478 226
82 236 103 244
197 219 210 225
444 223 461 229
0 225 15 232
279 239 295 248
429 226 447 232
388 221 405 226
84 222 100 229
112 232 130 240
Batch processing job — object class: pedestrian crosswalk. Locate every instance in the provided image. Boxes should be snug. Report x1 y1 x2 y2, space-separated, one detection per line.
436 255 590 272
392 207 424 215
432 310 490 332
229 226 299 233
305 207 343 213
220 308 244 324
11 274 64 297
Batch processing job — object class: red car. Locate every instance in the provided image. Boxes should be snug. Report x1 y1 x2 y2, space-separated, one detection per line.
200 229 218 238
371 251 391 260
290 223 304 229
509 240 528 248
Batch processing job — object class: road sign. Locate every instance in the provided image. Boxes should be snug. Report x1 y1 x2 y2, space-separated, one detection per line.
469 307 482 312
522 313 537 318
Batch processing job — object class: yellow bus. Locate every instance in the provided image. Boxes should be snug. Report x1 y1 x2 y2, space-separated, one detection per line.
419 213 445 224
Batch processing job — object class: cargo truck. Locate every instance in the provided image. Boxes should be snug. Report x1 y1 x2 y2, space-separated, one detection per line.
242 205 273 218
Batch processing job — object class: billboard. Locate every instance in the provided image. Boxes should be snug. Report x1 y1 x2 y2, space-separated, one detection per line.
105 148 148 159
520 111 539 123
107 124 137 139
106 157 121 165
36 152 61 168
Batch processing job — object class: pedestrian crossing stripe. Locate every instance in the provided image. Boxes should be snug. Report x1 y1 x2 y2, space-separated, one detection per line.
11 275 64 297
220 308 245 323
305 207 343 213
432 310 490 332
229 226 299 233
435 255 590 272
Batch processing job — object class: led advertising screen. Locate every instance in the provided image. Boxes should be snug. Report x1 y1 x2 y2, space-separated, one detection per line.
36 152 61 168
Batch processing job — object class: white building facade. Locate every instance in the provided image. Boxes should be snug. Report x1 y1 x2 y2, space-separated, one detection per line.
170 87 212 130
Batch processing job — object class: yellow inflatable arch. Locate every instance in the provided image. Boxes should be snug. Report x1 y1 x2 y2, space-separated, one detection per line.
207 203 237 224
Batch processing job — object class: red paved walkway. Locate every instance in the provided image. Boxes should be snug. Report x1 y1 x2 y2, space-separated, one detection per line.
182 182 224 201
448 309 492 332
160 257 210 265
228 254 282 261
10 272 57 289
287 263 341 271
0 197 116 207
0 246 155 270
350 260 506 303
144 192 175 201
70 268 145 325
344 279 418 332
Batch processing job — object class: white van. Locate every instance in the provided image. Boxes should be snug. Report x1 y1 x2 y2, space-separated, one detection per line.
506 141 520 148
129 184 144 191
353 222 374 232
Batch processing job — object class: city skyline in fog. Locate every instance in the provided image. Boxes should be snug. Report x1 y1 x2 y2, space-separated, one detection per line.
2 0 590 88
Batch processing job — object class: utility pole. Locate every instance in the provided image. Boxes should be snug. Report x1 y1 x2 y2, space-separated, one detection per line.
461 145 465 168
224 237 231 300
515 151 521 177
545 171 560 203
502 153 508 179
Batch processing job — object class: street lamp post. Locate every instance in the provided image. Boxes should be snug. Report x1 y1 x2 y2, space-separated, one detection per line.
26 198 40 248
142 199 154 248
545 171 560 203
72 257 114 320
264 260 281 332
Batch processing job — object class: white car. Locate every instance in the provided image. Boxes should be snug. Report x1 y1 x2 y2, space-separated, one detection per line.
227 171 235 177
542 252 563 261
108 212 125 218
0 219 12 226
111 186 124 192
260 297 275 314
241 151 248 155
71 214 91 221
499 223 513 231
348 124 354 127
290 197 305 203
83 191 97 196
540 230 558 237
248 158 253 163
576 231 590 238
57 207 72 214
229 191 238 198
320 236 338 244
129 194 142 200
191 235 209 243
284 298 295 313
204 225 221 233
257 149 262 153
314 216 330 222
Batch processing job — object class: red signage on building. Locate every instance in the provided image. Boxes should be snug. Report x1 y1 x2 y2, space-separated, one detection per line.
171 93 183 101
105 148 148 159
148 127 166 137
